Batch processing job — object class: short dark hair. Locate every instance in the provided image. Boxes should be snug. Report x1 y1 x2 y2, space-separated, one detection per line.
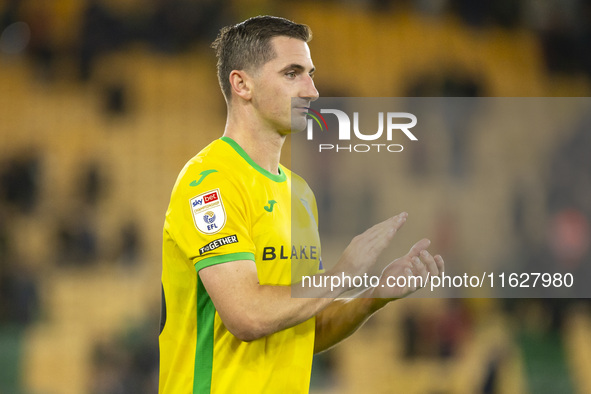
211 15 312 102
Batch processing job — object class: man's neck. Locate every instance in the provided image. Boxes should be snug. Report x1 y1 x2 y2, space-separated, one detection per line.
223 112 286 175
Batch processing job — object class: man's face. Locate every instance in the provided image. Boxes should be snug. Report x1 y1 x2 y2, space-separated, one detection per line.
250 36 319 134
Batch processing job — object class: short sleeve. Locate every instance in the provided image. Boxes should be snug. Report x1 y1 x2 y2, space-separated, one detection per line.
165 168 256 272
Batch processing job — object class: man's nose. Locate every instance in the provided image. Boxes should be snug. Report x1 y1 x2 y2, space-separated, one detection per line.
300 75 319 101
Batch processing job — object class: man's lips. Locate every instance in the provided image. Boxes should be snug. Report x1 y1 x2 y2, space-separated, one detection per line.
293 106 310 113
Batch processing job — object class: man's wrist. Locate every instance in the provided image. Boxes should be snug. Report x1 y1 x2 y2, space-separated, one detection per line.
361 288 394 313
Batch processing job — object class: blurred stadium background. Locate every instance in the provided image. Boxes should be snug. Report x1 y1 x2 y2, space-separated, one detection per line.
1 0 591 393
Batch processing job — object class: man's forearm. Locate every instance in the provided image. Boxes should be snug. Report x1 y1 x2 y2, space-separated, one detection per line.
313 293 393 354
199 213 412 342
200 261 355 342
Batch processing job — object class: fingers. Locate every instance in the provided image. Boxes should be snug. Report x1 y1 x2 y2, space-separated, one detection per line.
411 256 428 283
434 254 444 275
409 244 444 280
419 250 440 277
390 212 408 233
359 212 408 253
368 212 407 237
340 212 409 276
408 238 430 258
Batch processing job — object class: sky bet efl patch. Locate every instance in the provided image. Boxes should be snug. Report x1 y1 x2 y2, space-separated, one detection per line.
190 189 226 234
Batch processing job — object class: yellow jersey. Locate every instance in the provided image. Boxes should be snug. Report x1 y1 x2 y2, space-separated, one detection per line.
159 136 322 393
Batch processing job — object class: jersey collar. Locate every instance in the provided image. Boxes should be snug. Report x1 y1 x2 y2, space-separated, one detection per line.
220 136 287 183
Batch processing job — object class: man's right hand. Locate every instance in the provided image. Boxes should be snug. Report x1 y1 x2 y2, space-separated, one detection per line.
331 212 408 283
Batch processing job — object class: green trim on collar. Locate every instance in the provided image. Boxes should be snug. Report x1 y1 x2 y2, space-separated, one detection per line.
220 136 287 182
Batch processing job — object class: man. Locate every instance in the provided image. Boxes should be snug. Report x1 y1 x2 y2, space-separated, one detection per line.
159 15 444 393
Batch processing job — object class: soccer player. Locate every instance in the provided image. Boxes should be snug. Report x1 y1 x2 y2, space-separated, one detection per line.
159 15 444 393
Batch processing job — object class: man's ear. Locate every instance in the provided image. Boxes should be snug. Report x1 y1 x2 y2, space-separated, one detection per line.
229 70 253 101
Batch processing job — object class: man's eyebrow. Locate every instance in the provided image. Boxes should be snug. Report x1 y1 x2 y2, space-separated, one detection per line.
279 64 315 74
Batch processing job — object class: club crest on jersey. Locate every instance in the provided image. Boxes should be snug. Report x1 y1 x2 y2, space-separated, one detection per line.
189 189 226 234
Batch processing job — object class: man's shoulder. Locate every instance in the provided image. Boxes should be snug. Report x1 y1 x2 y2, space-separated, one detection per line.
171 139 243 198
284 166 314 194
183 138 237 173
190 138 230 165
